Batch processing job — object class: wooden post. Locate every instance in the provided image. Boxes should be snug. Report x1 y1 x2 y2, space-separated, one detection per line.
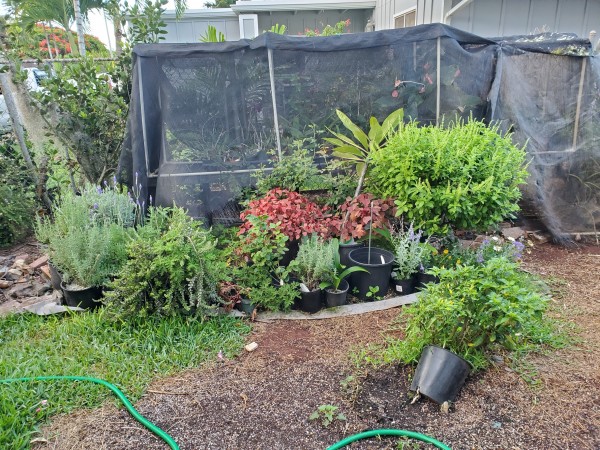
572 57 587 151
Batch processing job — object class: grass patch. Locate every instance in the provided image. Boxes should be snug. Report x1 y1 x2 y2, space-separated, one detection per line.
0 310 251 449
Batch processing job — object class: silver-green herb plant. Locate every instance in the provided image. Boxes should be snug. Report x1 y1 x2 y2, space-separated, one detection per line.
289 235 336 291
391 223 428 280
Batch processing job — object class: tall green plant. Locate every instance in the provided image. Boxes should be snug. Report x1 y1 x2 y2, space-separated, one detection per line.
325 108 404 200
289 235 336 291
200 25 225 43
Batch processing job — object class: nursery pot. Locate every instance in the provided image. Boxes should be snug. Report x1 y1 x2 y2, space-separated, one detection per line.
48 262 63 292
60 282 103 309
416 271 440 291
390 273 417 296
325 279 349 308
348 247 394 302
239 298 255 315
339 240 364 269
299 288 323 313
410 345 471 404
279 239 299 267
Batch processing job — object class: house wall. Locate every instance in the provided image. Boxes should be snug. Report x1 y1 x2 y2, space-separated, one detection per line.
162 13 240 42
374 0 418 30
447 0 599 38
257 10 370 35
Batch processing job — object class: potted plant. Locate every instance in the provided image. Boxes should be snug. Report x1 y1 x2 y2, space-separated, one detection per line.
320 239 369 307
390 223 427 295
288 235 336 313
36 183 136 308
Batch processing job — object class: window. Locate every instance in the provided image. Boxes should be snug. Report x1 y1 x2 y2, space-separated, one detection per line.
394 9 416 29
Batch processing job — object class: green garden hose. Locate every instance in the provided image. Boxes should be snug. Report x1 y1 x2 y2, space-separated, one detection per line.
0 376 180 450
328 429 451 450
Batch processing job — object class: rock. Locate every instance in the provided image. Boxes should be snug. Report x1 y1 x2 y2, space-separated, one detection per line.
40 265 51 281
530 232 551 244
491 354 504 364
33 281 52 296
5 268 23 281
575 233 582 242
0 266 8 277
245 342 259 352
13 258 27 269
458 239 480 250
501 227 526 240
0 280 11 289
7 283 36 298
440 401 451 414
14 253 29 264
29 255 49 270
0 300 24 316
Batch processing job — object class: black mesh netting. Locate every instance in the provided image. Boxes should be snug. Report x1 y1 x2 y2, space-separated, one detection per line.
118 23 598 238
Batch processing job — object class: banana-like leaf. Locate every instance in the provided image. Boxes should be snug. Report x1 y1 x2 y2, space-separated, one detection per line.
325 132 363 151
368 116 383 142
332 146 365 158
381 108 404 137
333 151 363 161
336 109 368 149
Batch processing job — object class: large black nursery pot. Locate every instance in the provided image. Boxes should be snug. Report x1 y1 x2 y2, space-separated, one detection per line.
391 272 417 296
61 282 103 309
348 247 394 301
410 345 471 404
325 279 349 308
416 271 440 291
299 288 323 313
339 240 364 269
238 298 255 315
279 239 300 267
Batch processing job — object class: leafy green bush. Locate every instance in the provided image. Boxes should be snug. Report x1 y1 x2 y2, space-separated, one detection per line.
105 207 224 318
0 134 36 246
385 256 549 370
369 119 528 235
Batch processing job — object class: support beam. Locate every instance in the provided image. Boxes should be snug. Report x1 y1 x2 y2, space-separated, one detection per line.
444 0 474 23
267 48 282 160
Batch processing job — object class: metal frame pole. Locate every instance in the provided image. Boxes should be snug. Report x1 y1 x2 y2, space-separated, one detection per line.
267 48 282 160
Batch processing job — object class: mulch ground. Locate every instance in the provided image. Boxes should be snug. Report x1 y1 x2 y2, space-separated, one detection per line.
32 242 600 450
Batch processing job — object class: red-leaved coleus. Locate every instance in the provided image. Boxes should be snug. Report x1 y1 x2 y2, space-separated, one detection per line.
240 189 341 240
338 193 396 241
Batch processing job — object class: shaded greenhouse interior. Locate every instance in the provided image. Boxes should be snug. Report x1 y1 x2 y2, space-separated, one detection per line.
118 23 599 239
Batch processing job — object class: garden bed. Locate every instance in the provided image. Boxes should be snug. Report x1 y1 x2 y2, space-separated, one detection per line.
33 242 600 450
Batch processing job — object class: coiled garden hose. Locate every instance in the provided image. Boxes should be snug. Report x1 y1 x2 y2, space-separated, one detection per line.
0 376 180 450
328 429 451 450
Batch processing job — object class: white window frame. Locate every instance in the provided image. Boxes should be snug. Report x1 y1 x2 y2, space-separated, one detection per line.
393 7 417 29
238 14 259 39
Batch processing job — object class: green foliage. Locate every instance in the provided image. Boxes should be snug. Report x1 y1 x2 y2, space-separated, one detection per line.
289 235 336 291
304 19 350 37
200 25 226 43
266 24 287 34
319 238 368 291
35 58 128 184
390 223 428 280
369 119 529 235
383 256 550 370
253 145 328 195
0 134 35 246
204 0 235 7
105 207 224 318
126 0 168 44
236 214 288 272
309 404 346 427
36 183 135 287
237 268 299 312
0 311 250 450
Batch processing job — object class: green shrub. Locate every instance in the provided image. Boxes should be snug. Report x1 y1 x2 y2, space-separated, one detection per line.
385 256 549 370
0 134 35 246
104 207 225 318
289 235 336 290
369 119 528 235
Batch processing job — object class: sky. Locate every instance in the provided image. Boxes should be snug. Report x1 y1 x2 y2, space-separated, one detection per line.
1 0 214 52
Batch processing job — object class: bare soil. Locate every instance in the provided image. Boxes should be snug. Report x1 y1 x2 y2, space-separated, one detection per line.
34 243 600 450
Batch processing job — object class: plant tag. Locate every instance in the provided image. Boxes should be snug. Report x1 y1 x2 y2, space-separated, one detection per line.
396 285 403 293
380 255 385 264
299 283 310 293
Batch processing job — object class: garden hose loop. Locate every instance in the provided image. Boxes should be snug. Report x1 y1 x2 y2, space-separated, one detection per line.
328 428 451 450
0 376 180 450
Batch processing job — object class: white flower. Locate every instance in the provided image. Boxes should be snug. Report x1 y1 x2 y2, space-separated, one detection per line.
507 236 515 242
493 246 502 252
492 236 499 241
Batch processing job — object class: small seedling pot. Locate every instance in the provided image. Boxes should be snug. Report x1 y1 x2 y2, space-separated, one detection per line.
299 288 323 313
410 345 471 404
325 279 349 308
239 298 255 315
60 282 103 309
339 240 364 269
416 271 440 291
348 247 394 301
390 272 417 295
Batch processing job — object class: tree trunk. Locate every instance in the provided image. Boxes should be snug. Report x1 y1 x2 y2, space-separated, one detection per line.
72 0 86 57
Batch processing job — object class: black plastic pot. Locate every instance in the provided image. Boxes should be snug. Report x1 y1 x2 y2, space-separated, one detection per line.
416 271 440 291
239 298 255 315
279 239 299 267
348 247 394 301
391 273 417 296
48 262 63 292
339 240 364 269
60 282 103 309
410 345 471 404
299 288 323 313
325 279 349 308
